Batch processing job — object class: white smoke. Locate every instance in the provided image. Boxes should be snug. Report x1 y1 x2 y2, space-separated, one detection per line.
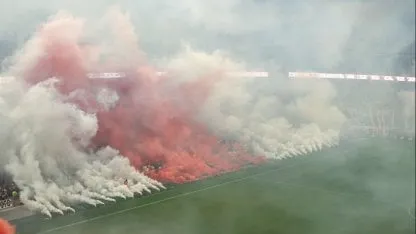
162 48 345 159
0 10 164 218
397 91 415 135
95 88 120 111
0 76 163 218
0 3 412 217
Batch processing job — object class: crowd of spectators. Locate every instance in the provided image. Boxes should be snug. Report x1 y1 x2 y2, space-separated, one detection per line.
0 172 19 209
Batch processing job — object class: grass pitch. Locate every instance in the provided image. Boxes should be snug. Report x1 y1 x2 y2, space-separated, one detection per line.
12 138 415 234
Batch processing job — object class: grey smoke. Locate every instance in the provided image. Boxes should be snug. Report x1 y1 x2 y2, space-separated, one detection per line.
0 0 414 217
0 11 165 217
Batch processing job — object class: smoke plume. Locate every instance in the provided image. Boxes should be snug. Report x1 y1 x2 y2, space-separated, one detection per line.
0 1 414 218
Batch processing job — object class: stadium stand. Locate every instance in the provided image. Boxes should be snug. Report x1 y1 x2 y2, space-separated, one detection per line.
0 173 19 209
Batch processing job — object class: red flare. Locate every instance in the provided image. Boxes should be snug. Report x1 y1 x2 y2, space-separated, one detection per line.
22 22 265 184
0 219 15 234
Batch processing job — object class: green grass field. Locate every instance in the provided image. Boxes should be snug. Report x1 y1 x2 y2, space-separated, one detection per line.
12 138 415 234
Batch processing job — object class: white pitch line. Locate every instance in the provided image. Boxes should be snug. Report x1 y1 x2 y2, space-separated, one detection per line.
39 170 274 233
40 157 322 234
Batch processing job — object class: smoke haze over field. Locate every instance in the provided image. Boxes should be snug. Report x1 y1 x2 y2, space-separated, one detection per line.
0 0 414 218
0 0 414 70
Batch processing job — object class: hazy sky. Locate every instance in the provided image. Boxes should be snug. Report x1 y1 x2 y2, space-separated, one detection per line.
0 0 414 72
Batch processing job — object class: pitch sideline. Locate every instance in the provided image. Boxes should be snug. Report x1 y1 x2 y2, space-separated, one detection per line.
39 154 331 234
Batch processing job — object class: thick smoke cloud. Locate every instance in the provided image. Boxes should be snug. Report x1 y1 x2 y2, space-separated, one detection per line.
0 75 163 217
0 0 414 218
162 51 344 158
0 11 168 217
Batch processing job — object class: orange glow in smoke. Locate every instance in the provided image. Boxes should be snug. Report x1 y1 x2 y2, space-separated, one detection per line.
22 20 264 184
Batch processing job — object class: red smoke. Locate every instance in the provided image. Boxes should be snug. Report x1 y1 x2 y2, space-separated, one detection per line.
21 21 264 184
0 219 15 234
